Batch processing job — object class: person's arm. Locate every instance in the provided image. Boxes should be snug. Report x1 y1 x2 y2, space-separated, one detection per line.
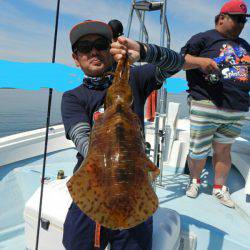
180 32 219 73
183 54 219 73
61 91 91 157
68 122 90 158
110 37 184 83
142 43 184 83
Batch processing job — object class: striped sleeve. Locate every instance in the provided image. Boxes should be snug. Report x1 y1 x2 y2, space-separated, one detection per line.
144 44 184 83
68 122 90 158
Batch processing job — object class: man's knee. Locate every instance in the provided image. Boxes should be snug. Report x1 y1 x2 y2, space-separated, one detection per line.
212 142 232 156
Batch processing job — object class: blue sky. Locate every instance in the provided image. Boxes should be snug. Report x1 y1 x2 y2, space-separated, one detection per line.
0 0 249 75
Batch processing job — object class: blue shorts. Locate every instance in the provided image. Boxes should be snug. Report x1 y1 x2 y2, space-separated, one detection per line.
63 202 153 250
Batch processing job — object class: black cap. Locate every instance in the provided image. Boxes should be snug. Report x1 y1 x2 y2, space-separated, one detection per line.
70 20 113 46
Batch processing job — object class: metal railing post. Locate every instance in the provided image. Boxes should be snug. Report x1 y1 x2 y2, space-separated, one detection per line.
126 0 171 186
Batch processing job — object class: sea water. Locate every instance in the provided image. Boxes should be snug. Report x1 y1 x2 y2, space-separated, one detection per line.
0 89 249 140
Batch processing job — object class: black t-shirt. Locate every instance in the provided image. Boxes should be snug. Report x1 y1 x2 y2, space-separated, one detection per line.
61 64 161 169
181 29 250 111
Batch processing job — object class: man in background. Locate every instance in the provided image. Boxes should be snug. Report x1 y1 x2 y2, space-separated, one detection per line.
182 0 249 208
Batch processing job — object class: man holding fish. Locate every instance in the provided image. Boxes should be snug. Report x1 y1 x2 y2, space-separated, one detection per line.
61 20 184 250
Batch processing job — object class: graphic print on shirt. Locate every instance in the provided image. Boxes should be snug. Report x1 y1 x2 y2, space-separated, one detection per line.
214 44 250 83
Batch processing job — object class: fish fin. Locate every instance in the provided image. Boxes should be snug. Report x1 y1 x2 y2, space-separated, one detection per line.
143 157 160 181
67 158 108 222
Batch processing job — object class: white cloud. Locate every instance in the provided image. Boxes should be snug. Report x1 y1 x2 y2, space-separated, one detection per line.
20 0 168 64
0 1 53 37
169 0 218 23
0 1 61 62
0 0 249 66
26 0 130 24
167 0 249 51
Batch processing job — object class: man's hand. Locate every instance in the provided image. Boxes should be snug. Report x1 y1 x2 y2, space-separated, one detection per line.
110 37 141 63
183 54 219 73
198 58 219 74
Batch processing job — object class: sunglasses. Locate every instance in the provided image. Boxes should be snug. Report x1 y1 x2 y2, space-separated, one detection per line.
228 14 247 24
74 38 110 54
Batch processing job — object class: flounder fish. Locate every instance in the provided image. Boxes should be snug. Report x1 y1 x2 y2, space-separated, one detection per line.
67 58 159 229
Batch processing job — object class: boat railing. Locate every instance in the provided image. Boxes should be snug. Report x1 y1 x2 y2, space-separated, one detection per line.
0 124 74 167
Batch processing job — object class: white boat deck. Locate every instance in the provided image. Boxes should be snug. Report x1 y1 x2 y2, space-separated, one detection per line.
0 103 250 249
1 147 250 250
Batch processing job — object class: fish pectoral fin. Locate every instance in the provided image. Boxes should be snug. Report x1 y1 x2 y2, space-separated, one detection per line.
143 158 160 181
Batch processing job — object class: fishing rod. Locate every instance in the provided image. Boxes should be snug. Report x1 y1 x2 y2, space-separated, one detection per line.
35 0 61 249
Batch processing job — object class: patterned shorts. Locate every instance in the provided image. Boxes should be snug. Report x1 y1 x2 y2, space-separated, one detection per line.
189 100 246 160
